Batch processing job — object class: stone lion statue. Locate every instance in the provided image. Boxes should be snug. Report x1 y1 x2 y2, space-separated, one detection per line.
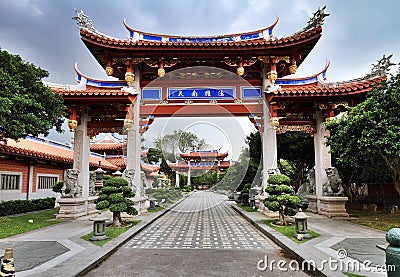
306 167 316 194
61 169 80 198
122 169 142 195
89 171 96 196
323 167 345 196
267 168 281 176
122 169 135 187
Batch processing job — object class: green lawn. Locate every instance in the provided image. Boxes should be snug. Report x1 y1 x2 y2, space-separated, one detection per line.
237 204 258 212
0 209 60 238
148 206 164 213
81 220 141 247
345 209 399 232
263 219 320 244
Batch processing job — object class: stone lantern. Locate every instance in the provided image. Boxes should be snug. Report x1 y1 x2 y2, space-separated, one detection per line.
89 213 109 241
94 161 106 191
293 209 311 239
148 197 157 210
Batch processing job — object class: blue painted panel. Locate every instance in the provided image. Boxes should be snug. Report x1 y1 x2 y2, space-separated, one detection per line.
276 76 318 85
142 88 161 100
168 87 235 100
86 79 125 88
142 34 162 41
129 31 134 38
242 87 262 99
240 33 260 40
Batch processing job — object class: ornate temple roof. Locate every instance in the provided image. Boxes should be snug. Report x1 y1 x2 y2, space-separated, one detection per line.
123 18 279 43
79 23 321 50
0 136 118 171
105 156 126 168
273 75 385 97
71 8 329 81
180 150 229 161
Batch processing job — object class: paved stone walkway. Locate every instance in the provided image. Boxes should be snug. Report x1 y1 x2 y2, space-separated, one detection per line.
125 191 273 250
85 191 308 276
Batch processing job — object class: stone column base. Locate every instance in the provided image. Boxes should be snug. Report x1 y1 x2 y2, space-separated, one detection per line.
319 196 349 217
56 197 99 219
306 195 318 213
87 196 99 216
133 196 148 215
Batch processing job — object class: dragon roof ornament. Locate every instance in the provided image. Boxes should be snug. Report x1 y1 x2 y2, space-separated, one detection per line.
72 9 96 32
303 6 329 31
368 54 395 77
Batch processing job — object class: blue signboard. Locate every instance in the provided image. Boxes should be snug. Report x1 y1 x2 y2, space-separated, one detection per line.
168 87 235 100
241 87 262 99
142 88 162 100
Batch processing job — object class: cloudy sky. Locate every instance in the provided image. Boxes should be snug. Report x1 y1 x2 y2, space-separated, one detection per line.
1 0 399 159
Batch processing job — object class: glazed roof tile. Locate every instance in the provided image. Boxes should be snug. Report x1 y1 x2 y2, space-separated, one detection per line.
51 85 129 97
80 26 322 49
91 143 125 151
274 75 385 96
0 137 118 171
141 163 160 173
105 156 126 168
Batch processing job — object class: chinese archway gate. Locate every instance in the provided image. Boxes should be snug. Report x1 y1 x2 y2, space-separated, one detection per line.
49 8 385 217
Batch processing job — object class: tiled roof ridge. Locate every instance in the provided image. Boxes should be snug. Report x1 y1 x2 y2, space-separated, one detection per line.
123 17 279 41
318 74 385 88
25 135 73 150
79 25 321 47
0 136 118 170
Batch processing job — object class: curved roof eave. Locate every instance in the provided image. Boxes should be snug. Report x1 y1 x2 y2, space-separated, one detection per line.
277 61 330 86
123 17 279 42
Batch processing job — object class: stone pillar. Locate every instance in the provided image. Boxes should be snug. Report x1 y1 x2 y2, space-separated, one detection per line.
126 66 142 198
27 164 34 200
175 171 180 188
133 66 142 198
73 112 90 200
187 167 191 187
313 111 331 212
261 68 278 191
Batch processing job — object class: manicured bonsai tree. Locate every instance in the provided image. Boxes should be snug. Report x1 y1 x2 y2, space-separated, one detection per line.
52 181 64 193
238 183 252 206
264 174 301 225
95 177 137 227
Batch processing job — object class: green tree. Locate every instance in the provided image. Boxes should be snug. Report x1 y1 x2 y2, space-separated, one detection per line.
216 148 250 191
145 147 162 164
154 130 206 162
277 132 314 190
0 48 67 141
95 177 137 227
263 174 300 225
214 131 262 192
326 72 400 195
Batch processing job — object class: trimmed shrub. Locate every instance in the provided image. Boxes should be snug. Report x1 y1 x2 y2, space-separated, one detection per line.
0 197 56 216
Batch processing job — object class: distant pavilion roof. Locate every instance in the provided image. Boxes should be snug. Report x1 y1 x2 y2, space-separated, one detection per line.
0 136 119 171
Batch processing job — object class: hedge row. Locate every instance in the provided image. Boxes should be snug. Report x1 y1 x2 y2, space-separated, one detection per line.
0 197 55 216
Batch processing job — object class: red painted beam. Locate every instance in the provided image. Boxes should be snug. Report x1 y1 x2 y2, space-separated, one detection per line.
140 103 262 117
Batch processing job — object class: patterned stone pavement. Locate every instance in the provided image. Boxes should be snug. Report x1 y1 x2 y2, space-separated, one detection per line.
125 191 275 250
84 191 310 276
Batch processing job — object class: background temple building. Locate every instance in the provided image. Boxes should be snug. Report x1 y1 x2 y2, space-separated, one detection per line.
0 136 118 201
